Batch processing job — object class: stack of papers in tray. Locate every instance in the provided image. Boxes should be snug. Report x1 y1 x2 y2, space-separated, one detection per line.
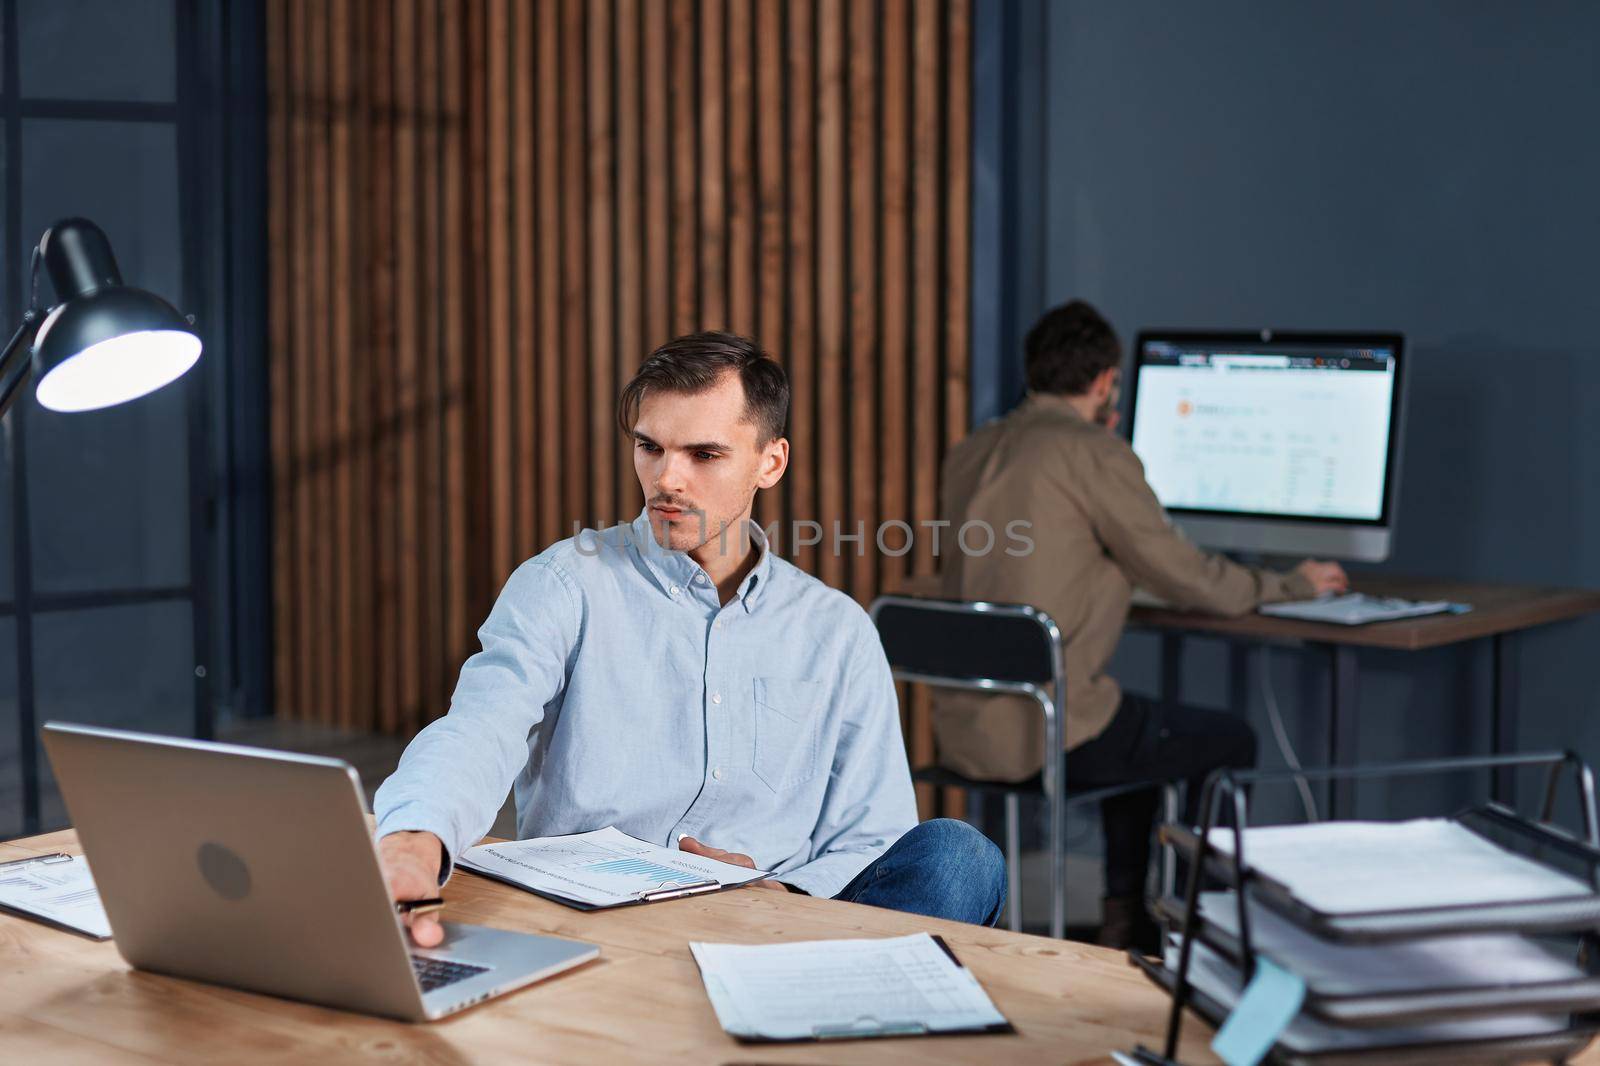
1169 937 1572 1054
1194 891 1582 997
1201 819 1595 915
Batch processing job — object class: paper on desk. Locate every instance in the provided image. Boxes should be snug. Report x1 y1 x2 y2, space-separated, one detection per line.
1195 890 1581 996
1171 938 1571 1054
0 853 111 939
1202 819 1593 915
689 933 1009 1042
457 825 770 907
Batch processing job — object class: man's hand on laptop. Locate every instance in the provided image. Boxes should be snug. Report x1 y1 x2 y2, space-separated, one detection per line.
378 831 447 947
677 835 787 891
1295 560 1350 597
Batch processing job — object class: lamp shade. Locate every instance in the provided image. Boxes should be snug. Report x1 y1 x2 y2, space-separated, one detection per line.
27 218 202 413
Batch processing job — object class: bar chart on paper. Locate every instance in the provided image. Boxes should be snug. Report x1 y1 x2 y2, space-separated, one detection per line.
585 857 691 881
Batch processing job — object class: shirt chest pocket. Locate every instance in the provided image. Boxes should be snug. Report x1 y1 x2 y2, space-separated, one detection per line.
751 677 825 793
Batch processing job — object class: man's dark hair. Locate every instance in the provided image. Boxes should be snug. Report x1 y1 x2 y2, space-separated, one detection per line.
617 330 790 444
1024 300 1122 396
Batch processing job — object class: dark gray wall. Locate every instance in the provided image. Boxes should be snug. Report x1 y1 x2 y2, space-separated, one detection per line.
979 0 1600 821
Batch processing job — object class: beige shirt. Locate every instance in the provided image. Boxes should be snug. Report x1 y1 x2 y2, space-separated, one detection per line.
934 392 1313 781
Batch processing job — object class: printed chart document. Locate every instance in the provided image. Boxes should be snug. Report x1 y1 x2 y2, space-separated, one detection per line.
0 852 111 939
689 932 1012 1043
1202 819 1594 916
457 826 771 909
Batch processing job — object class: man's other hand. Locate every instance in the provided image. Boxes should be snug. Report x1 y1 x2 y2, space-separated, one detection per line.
678 835 787 890
1295 559 1349 597
378 830 446 946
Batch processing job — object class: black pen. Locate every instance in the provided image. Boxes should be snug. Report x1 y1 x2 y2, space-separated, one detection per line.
395 897 445 917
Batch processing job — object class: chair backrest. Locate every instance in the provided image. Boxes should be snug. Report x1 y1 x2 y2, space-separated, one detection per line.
868 595 1062 689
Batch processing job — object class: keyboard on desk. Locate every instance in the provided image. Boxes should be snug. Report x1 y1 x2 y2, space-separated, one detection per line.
1258 592 1459 625
411 954 490 992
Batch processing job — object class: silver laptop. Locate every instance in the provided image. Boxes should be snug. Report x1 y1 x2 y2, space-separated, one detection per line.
41 722 599 1021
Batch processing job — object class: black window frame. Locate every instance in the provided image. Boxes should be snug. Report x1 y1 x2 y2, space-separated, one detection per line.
0 0 269 837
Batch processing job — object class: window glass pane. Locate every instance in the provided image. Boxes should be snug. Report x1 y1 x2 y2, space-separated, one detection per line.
21 120 182 305
19 0 176 103
22 119 188 595
0 122 9 604
0 618 19 839
0 431 14 604
32 600 193 831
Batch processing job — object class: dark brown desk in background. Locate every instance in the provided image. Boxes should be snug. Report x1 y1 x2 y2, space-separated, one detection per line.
1129 577 1600 816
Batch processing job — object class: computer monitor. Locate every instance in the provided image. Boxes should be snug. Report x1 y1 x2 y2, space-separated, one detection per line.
1126 330 1406 562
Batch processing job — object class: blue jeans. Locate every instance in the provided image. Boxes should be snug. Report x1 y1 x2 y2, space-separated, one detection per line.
830 819 1007 927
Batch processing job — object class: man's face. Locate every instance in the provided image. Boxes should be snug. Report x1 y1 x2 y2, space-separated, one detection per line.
631 372 788 554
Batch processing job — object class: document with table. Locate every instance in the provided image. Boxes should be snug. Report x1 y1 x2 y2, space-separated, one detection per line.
457 825 772 909
0 852 111 939
689 932 1012 1042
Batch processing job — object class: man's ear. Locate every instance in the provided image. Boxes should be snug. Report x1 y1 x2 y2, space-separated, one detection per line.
1090 366 1118 400
757 437 789 490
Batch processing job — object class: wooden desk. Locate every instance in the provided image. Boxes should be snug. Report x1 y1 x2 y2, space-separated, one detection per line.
1 828 1220 1065
1130 578 1600 815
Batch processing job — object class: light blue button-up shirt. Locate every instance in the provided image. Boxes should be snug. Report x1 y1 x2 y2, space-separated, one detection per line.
373 510 918 898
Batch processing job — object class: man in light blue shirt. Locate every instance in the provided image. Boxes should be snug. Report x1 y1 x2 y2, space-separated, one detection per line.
376 331 1005 946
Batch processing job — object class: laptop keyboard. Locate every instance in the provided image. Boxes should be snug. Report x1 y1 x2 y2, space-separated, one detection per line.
410 954 490 993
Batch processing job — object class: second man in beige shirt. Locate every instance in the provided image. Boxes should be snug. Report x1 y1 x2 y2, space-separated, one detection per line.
936 300 1346 947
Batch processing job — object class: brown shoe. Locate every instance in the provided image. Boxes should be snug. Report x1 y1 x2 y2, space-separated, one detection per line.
1098 894 1159 954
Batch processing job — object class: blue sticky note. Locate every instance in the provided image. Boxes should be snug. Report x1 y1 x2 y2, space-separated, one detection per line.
1210 956 1306 1066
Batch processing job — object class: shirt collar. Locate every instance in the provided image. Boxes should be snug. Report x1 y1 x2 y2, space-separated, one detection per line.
735 518 774 613
1021 390 1089 420
627 508 774 613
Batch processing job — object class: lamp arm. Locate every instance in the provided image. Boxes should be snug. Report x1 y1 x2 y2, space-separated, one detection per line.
0 307 43 422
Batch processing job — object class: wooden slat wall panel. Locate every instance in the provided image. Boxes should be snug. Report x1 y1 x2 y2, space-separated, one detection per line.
587 1 616 525
534 1 563 552
614 0 644 526
512 0 537 562
752 0 784 540
269 1 974 817
785 0 815 576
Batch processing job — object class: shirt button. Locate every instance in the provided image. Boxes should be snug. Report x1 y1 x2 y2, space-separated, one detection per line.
712 768 724 780
669 585 680 596
711 692 722 704
713 619 725 630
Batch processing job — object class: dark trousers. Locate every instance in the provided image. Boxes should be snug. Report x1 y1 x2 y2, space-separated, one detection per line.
1064 693 1257 898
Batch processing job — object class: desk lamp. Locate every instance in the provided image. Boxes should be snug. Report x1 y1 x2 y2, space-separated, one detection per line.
0 217 201 418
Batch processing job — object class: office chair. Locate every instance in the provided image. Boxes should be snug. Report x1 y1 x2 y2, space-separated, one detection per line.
870 594 1174 939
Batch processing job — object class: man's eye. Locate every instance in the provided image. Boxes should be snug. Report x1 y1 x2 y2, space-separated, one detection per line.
636 441 660 453
694 451 718 461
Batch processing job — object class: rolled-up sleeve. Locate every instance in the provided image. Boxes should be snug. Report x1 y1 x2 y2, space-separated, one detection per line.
374 558 582 879
774 620 919 898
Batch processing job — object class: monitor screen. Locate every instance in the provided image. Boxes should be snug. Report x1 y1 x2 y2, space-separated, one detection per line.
1128 333 1401 524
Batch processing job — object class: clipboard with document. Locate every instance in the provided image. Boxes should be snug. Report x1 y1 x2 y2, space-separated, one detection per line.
0 851 112 940
456 825 773 910
689 932 1013 1043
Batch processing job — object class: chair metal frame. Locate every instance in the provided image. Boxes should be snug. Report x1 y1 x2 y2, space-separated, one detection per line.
870 593 1171 940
